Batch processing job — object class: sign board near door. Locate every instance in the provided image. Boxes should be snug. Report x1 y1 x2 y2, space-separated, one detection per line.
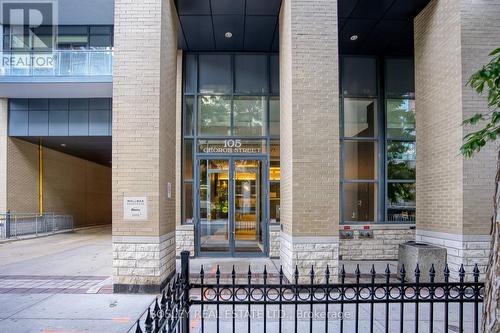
123 197 148 220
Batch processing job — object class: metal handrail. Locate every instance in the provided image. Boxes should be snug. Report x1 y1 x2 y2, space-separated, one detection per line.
0 212 73 239
0 50 113 77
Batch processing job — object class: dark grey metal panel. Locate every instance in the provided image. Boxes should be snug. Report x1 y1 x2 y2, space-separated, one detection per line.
213 15 244 50
349 0 394 19
10 99 28 111
234 54 268 94
69 111 89 135
177 0 211 15
244 16 276 51
211 0 244 15
58 0 114 25
90 98 110 110
70 99 89 111
270 55 279 94
0 82 112 98
246 0 281 15
9 111 29 136
49 110 69 136
89 110 110 135
180 15 215 50
29 99 49 111
28 111 49 136
49 99 69 111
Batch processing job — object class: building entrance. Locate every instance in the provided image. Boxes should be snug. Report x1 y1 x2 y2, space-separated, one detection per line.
197 158 266 256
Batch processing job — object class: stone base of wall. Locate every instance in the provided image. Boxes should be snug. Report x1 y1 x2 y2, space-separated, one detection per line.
280 232 339 283
175 224 195 257
416 230 490 281
340 226 415 261
112 232 175 293
269 224 280 258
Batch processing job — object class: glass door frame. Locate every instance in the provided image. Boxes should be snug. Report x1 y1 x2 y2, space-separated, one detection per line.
195 155 269 257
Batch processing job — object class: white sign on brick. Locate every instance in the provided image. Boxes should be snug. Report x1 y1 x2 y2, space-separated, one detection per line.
123 197 148 220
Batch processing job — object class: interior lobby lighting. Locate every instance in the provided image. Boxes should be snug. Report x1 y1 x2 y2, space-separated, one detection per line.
224 32 233 39
350 35 358 41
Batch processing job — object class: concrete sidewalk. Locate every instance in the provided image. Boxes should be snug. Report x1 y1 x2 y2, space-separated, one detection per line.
0 225 155 333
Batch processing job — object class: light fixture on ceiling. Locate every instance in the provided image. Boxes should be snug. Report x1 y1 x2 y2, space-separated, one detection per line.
350 35 358 41
224 32 233 39
60 143 66 147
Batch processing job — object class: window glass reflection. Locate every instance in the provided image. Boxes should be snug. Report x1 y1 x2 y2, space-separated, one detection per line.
233 96 265 136
343 98 377 137
387 99 415 140
183 139 193 180
198 54 231 93
387 183 415 222
269 97 280 136
342 57 377 96
183 182 194 224
183 96 194 136
198 96 231 136
343 141 377 180
387 142 415 180
343 183 377 222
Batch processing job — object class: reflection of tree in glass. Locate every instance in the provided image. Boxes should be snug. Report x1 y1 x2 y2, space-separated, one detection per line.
234 97 264 134
387 141 415 205
387 142 416 180
200 96 231 130
387 99 415 139
388 183 415 205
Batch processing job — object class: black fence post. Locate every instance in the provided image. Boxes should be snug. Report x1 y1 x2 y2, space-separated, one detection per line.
180 251 190 333
5 211 11 238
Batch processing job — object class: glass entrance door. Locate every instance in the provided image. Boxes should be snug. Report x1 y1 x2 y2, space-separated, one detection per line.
233 160 263 253
199 159 230 252
197 158 265 255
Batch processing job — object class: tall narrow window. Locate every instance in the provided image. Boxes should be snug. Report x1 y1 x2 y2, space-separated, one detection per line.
385 58 416 223
341 56 378 223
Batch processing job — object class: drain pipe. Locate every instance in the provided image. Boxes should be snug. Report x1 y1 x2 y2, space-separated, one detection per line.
39 140 43 215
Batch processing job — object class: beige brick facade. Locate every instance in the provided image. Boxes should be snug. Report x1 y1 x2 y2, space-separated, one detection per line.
0 99 7 212
279 0 340 279
112 0 178 290
414 0 500 276
6 138 111 227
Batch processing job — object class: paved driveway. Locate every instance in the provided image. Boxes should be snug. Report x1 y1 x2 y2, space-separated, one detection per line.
0 226 155 333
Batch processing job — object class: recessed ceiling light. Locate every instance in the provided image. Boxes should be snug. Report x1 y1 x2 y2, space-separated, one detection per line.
60 143 66 147
350 35 358 41
224 32 233 39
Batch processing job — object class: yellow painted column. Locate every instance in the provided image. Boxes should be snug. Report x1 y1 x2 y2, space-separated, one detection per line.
39 141 43 215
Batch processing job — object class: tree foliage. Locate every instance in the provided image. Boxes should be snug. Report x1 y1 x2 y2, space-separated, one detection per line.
461 48 500 158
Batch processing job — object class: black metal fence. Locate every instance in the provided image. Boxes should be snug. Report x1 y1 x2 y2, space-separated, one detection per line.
130 251 485 333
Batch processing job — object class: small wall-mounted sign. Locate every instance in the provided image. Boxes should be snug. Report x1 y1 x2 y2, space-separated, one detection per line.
340 230 354 240
123 197 148 220
358 229 374 239
167 182 172 199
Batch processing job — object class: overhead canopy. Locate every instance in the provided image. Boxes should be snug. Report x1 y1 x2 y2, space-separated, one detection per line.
175 0 431 55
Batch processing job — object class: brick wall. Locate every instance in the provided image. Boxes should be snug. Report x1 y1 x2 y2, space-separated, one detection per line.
279 0 339 279
279 0 340 237
112 0 178 289
460 0 500 236
415 0 498 236
0 99 7 212
6 138 111 227
112 0 177 237
414 0 500 277
414 0 464 234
